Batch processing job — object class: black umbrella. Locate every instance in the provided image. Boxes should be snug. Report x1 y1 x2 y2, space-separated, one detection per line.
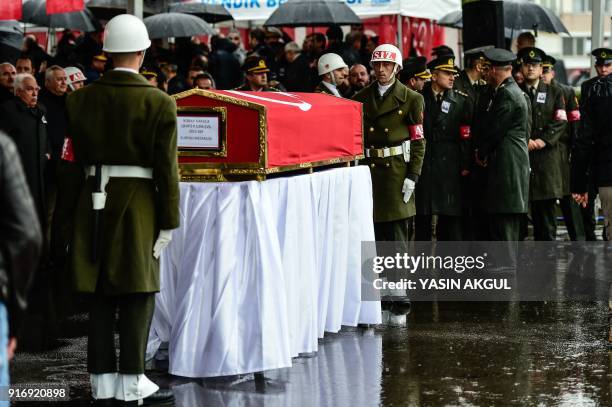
264 0 361 27
22 0 99 32
143 13 215 39
437 0 568 34
0 20 23 50
168 2 233 24
0 20 23 63
503 0 568 34
437 10 462 29
85 0 161 20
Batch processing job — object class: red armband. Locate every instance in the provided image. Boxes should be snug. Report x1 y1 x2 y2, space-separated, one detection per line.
554 109 567 121
568 110 580 122
61 137 76 162
459 125 471 140
408 124 424 140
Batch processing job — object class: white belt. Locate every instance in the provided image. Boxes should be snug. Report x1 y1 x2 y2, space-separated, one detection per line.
364 140 411 162
87 165 153 210
86 165 153 179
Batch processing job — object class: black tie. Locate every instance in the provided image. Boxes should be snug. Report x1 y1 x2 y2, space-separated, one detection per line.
436 93 443 106
530 86 536 101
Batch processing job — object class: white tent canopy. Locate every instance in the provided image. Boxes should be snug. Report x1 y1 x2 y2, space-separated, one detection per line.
188 0 460 22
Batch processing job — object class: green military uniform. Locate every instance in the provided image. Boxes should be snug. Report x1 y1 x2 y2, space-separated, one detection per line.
415 84 473 240
477 48 531 241
543 54 585 240
352 79 426 242
469 82 495 239
414 56 473 241
61 70 180 374
454 70 486 104
519 73 567 239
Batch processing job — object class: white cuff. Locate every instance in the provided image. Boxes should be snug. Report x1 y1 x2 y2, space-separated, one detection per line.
114 373 159 402
90 373 117 400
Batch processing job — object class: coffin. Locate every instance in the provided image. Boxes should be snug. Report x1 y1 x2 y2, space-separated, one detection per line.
173 89 364 181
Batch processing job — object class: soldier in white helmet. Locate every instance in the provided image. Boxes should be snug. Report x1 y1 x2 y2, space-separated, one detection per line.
63 66 86 93
315 53 349 96
58 14 179 406
352 44 426 314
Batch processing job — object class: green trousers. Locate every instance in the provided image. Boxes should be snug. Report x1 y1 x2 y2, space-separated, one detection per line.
559 195 585 241
87 292 155 374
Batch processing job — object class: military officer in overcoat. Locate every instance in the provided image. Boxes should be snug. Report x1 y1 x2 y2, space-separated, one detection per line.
59 15 179 405
315 53 349 97
352 44 426 244
541 54 585 240
414 55 473 241
577 48 612 240
235 56 280 92
518 47 567 241
476 48 531 241
454 46 493 104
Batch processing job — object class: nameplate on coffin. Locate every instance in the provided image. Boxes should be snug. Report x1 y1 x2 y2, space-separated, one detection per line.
177 106 227 157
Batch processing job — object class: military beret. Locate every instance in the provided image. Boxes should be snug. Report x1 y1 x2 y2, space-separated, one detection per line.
542 54 557 70
427 54 458 73
591 48 612 65
400 56 431 81
431 45 454 58
243 56 270 73
517 47 545 65
483 48 516 66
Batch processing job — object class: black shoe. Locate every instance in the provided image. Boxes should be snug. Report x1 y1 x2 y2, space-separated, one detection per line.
381 296 411 315
117 389 175 406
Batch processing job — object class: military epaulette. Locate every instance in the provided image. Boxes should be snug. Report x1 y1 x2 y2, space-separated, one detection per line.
455 90 469 98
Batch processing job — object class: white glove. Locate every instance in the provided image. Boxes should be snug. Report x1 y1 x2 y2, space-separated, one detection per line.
401 178 416 203
153 230 173 259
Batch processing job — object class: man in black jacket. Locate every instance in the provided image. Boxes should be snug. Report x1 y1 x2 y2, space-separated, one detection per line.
0 63 16 103
0 73 48 229
570 48 612 347
0 131 42 390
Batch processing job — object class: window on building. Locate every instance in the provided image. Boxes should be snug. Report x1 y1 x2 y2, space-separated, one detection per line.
563 38 574 55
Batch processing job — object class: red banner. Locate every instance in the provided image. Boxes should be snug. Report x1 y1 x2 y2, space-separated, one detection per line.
47 0 84 15
0 0 22 21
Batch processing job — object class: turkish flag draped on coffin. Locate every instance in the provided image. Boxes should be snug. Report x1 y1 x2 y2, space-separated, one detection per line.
47 0 84 15
0 0 22 20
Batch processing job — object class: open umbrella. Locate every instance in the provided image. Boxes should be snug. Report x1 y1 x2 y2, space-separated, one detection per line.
437 10 462 29
22 0 99 32
0 20 23 62
503 0 568 34
437 0 568 35
168 2 233 24
143 13 215 39
85 0 161 20
264 0 361 27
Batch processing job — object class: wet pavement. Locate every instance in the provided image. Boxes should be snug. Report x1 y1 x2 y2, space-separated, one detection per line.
10 300 611 406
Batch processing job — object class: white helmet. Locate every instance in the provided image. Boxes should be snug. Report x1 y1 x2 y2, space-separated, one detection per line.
102 14 151 53
318 53 348 76
64 66 86 90
371 44 403 69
